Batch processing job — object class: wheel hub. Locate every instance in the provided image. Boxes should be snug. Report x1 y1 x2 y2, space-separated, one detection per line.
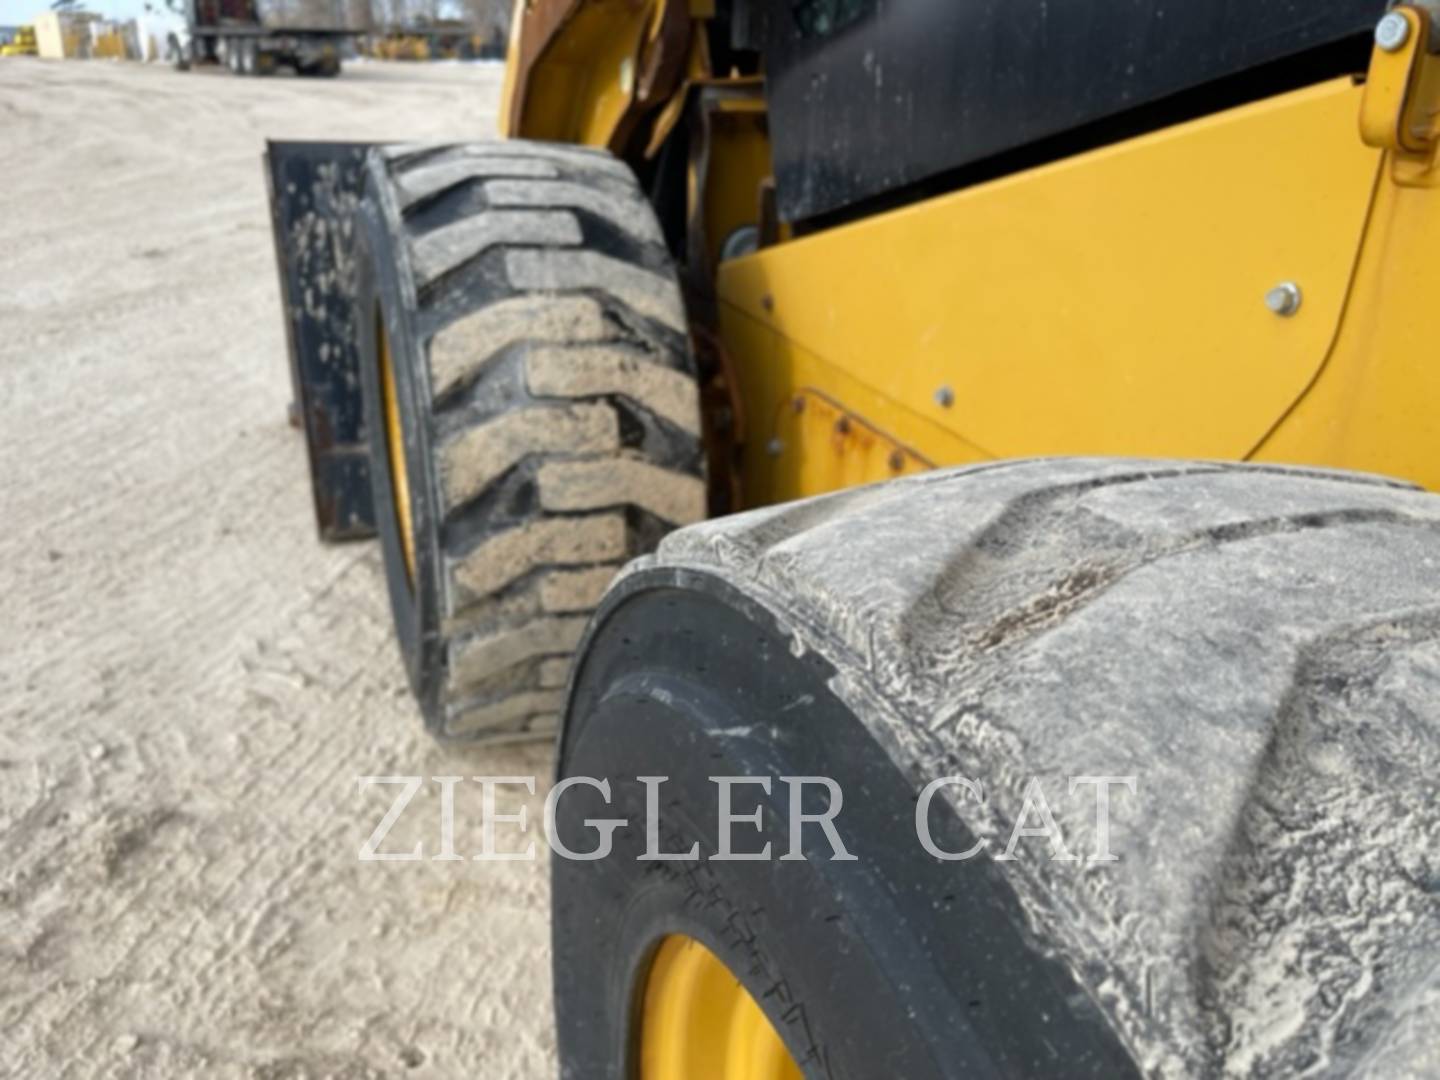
640 935 803 1080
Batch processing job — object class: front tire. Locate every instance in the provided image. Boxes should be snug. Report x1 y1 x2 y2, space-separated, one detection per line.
356 141 705 741
553 571 1138 1079
555 458 1440 1078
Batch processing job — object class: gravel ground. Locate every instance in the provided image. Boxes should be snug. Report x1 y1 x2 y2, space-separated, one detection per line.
0 58 557 1079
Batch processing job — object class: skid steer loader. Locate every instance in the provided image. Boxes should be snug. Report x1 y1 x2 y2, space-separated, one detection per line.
266 2 1440 1076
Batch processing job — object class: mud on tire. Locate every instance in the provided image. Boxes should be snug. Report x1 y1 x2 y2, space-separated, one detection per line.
355 141 705 741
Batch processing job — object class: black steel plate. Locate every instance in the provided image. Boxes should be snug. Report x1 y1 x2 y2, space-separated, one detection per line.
265 140 376 541
763 0 1385 223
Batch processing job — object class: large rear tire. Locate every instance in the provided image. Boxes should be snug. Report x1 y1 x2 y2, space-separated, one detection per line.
356 142 705 741
555 458 1440 1077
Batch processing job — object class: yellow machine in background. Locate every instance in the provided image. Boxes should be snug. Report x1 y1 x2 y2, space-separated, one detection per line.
370 32 431 61
369 23 498 61
90 27 130 59
1 25 38 56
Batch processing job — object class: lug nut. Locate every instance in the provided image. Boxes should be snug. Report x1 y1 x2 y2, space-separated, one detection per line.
934 385 955 408
1376 11 1410 52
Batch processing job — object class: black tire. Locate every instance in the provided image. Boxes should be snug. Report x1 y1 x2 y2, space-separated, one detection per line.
555 575 1139 1079
555 459 1440 1078
356 141 704 741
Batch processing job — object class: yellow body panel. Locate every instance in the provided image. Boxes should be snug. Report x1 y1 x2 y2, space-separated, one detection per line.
508 1 651 148
496 0 527 136
699 96 770 269
717 79 1396 503
720 308 987 506
1253 152 1440 485
506 5 1439 504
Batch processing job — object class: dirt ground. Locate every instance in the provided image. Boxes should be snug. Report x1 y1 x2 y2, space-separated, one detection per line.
0 59 558 1079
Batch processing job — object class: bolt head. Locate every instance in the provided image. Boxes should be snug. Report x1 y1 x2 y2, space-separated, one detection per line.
765 437 784 457
1376 11 1410 52
1264 281 1302 317
934 385 955 408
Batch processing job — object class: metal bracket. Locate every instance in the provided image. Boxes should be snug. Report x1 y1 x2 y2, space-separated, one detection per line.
1362 6 1440 162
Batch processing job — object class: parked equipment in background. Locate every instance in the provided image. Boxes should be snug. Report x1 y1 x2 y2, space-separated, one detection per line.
0 25 37 56
170 0 356 76
369 23 502 62
369 31 431 62
267 2 1440 1077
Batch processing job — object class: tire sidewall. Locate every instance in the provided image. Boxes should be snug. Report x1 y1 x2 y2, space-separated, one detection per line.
354 177 447 728
554 597 942 1080
553 574 1141 1080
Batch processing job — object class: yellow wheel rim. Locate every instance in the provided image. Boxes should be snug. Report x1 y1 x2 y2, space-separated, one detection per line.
640 935 804 1080
377 312 417 585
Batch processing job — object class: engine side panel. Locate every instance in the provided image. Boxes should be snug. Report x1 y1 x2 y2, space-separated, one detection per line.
716 81 1408 507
